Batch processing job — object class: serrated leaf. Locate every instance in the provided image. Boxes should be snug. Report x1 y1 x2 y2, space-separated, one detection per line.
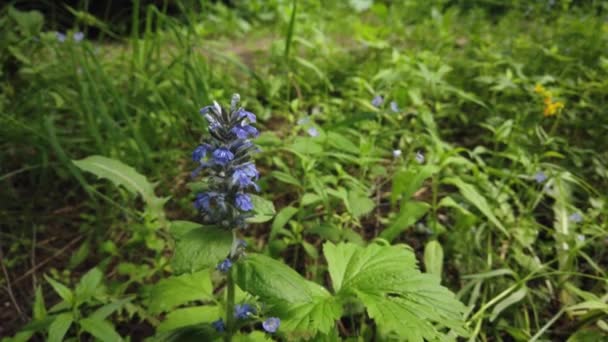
379 201 430 242
171 225 232 275
347 192 375 218
73 155 168 213
79 317 123 342
271 206 298 239
157 306 219 332
423 240 444 277
75 267 103 304
48 313 73 342
44 275 73 305
443 177 507 235
147 270 213 314
247 194 276 223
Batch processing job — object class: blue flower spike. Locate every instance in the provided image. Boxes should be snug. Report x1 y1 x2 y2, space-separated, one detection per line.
263 317 281 333
212 319 225 332
216 258 233 273
191 94 260 228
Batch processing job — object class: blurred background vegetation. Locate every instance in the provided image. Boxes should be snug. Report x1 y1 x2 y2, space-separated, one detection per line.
1 0 607 340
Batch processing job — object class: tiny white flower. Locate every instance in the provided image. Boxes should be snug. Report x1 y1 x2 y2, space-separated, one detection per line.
392 149 402 158
415 151 425 164
307 127 319 137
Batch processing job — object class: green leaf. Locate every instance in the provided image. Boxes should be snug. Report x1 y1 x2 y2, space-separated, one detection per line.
48 313 73 342
79 317 123 342
323 242 467 340
44 275 73 305
423 240 444 277
288 137 323 155
443 177 508 235
271 171 302 187
75 267 103 303
33 286 47 320
271 206 298 239
347 192 375 219
90 298 132 321
73 155 168 214
171 224 232 275
490 287 528 322
157 306 220 332
392 165 439 204
327 132 359 154
247 194 276 223
235 254 342 336
147 270 213 314
379 201 430 242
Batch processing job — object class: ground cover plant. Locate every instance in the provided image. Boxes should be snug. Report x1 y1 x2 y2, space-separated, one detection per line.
1 0 607 341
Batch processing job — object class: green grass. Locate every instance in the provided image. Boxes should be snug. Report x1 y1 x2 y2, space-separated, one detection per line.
1 0 607 340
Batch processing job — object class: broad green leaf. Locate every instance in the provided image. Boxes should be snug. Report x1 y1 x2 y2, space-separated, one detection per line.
79 317 123 342
423 240 444 277
324 242 467 340
44 275 73 305
347 192 375 218
157 306 220 332
75 267 103 303
235 254 342 336
288 137 323 155
327 132 359 154
171 224 232 275
73 155 167 213
443 177 507 235
379 201 430 242
147 270 213 314
48 313 73 342
247 194 276 223
490 287 528 322
271 206 298 239
392 165 439 204
271 171 302 187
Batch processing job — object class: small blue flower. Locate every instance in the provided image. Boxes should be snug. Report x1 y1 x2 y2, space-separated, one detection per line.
392 149 402 158
234 304 255 319
307 127 319 137
212 319 225 332
415 151 425 164
569 212 583 223
262 317 281 333
533 171 547 183
192 144 210 162
56 32 66 42
237 239 248 248
371 95 384 108
194 192 214 211
212 147 234 165
390 101 400 113
231 125 259 139
235 193 254 211
238 109 257 122
73 32 84 42
216 258 233 273
231 164 260 190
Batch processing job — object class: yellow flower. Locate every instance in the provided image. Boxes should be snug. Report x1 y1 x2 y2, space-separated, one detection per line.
534 83 546 95
543 99 564 117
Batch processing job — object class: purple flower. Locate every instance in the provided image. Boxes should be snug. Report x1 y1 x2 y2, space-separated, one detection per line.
212 147 234 165
192 144 210 162
371 95 384 108
231 125 259 139
238 109 256 122
533 171 547 183
216 258 233 273
235 193 254 211
390 101 400 113
569 212 583 223
231 164 260 190
56 32 66 42
194 192 213 211
73 32 84 42
307 127 319 137
212 319 225 332
415 151 425 164
262 317 281 333
234 304 255 319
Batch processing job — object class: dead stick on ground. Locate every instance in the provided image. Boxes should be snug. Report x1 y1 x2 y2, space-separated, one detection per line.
0 247 26 320
13 235 83 286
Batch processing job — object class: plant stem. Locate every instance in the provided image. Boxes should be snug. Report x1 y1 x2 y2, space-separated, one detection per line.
224 267 236 342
